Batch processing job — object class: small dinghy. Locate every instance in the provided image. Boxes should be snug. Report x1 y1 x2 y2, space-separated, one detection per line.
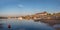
8 24 11 29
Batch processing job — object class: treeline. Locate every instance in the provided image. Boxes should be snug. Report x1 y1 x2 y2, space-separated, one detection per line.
0 17 8 19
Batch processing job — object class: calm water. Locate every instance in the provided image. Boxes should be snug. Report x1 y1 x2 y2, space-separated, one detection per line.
0 19 55 30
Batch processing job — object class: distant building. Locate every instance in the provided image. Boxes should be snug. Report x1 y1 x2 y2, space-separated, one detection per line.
33 17 37 19
18 17 23 20
36 11 48 16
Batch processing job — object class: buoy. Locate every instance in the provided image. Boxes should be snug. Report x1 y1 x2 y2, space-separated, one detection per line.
8 24 11 29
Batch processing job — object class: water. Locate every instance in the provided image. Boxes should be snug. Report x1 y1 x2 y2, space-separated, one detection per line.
0 19 55 30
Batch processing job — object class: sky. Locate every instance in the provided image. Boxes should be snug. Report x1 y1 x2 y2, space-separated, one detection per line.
0 0 60 16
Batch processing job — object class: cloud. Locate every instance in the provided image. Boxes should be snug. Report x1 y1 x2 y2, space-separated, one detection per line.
17 4 24 8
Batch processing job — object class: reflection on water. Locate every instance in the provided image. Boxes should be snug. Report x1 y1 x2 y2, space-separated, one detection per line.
0 19 3 30
0 19 57 30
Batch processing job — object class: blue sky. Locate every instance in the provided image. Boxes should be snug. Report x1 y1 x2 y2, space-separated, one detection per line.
0 0 60 16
